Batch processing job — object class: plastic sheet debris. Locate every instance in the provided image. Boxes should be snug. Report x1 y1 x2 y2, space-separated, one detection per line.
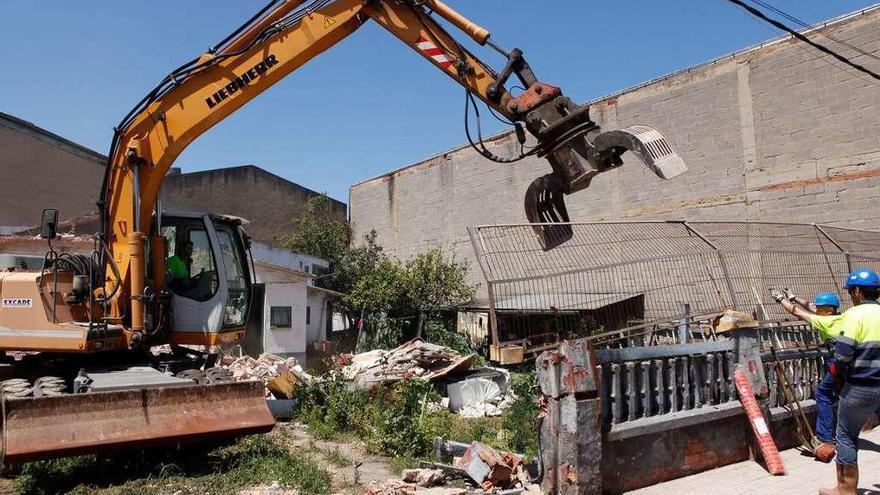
447 368 515 418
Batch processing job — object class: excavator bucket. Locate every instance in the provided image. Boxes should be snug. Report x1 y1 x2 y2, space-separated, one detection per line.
525 124 687 250
1 381 274 464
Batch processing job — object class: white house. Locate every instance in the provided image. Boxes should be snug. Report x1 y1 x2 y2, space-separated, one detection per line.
250 242 343 360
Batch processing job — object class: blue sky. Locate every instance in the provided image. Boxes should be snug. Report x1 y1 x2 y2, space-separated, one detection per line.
1 1 875 201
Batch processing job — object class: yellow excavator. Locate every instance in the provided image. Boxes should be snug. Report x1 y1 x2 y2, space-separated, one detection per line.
0 0 686 464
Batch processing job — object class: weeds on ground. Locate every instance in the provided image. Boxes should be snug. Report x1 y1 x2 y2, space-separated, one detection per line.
296 368 541 462
14 435 331 495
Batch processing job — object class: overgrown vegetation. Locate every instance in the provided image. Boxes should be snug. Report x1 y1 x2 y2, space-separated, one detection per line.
14 435 331 495
296 371 541 464
285 195 475 350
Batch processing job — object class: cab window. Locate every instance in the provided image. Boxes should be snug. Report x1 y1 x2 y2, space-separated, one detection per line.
161 220 219 302
215 224 250 328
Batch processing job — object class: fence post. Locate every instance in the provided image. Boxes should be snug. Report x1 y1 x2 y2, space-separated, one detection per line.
683 222 741 310
731 326 773 462
537 338 602 495
677 303 692 343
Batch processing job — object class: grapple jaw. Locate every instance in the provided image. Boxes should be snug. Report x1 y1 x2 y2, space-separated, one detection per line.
524 174 573 251
591 125 688 181
524 123 687 250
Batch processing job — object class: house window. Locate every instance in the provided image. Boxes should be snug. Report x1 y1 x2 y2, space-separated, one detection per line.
270 306 292 328
306 306 311 325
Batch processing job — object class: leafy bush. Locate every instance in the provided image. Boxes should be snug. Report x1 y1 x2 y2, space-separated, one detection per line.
296 377 439 459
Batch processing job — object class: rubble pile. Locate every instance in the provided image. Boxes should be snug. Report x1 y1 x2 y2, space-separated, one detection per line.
366 442 542 495
225 353 300 382
343 339 473 389
221 353 312 399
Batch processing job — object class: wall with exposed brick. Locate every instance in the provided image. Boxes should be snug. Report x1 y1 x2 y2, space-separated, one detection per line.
0 113 105 232
349 7 880 303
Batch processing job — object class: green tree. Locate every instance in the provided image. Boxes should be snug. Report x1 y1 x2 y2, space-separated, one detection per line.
284 199 474 344
346 258 406 314
402 248 475 316
283 195 349 267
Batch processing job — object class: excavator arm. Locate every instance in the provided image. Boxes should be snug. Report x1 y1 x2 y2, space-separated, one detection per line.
103 0 686 343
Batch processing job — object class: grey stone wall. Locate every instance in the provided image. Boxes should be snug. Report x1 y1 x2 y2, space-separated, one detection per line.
349 8 880 301
163 165 347 245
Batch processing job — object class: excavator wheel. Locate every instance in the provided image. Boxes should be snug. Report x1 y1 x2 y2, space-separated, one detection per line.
175 369 207 385
204 367 233 384
33 376 67 397
1 379 33 398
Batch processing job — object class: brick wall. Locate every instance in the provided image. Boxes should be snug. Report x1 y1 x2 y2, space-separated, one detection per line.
349 8 880 301
0 113 104 230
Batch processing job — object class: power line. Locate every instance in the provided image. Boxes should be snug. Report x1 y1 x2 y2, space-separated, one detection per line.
728 2 880 87
724 0 880 81
744 0 880 62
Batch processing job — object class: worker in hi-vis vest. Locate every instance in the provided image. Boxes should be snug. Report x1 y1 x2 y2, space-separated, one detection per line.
800 269 880 495
771 289 842 463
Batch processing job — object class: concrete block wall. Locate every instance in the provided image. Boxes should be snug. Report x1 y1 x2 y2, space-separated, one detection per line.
349 7 880 303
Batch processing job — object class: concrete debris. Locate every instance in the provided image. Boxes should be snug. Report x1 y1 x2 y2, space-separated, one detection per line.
370 454 540 495
365 479 416 495
342 339 473 389
402 468 445 487
221 353 312 398
448 378 517 418
414 488 467 495
455 442 523 491
237 481 298 495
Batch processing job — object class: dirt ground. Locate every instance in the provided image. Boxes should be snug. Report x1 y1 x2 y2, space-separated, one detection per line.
273 423 397 494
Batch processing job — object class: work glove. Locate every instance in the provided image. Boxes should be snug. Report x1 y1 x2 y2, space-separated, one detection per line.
783 288 797 301
769 288 785 303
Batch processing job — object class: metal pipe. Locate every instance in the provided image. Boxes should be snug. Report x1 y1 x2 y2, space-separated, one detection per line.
221 0 307 55
132 162 141 232
424 0 491 45
486 38 509 57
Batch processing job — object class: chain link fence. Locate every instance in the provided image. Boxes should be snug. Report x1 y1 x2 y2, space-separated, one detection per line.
468 222 880 355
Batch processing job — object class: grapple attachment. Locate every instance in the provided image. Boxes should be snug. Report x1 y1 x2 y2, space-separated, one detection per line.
524 174 573 250
1 381 274 464
525 124 687 250
592 125 687 181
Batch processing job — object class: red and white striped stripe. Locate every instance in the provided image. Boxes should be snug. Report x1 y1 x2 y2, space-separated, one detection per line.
416 36 453 69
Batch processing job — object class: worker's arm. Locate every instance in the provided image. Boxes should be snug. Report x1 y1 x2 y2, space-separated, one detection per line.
771 288 843 341
771 289 817 322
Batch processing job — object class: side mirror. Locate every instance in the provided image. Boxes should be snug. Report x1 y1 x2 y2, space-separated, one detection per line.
40 209 59 240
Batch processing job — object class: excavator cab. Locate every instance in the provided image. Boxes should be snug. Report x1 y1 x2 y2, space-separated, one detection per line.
157 211 252 346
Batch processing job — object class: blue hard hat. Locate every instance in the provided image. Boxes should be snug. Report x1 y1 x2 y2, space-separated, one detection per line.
844 268 880 289
813 292 840 308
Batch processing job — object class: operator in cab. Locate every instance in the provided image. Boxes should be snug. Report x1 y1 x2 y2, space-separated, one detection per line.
167 239 195 293
770 288 842 463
